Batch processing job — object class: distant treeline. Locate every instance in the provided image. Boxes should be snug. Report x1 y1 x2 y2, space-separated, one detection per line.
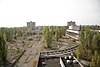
0 27 35 42
81 25 100 30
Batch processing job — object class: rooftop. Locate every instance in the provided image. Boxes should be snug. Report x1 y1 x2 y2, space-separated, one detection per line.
38 57 61 67
61 55 82 67
38 54 83 67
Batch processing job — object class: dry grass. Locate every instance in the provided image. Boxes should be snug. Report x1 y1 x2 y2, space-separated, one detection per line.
32 60 37 67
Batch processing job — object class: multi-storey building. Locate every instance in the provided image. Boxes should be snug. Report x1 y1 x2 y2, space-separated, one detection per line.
66 21 80 40
27 21 35 30
67 21 76 26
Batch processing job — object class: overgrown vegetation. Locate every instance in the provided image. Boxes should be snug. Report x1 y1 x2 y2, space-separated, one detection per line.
76 26 100 67
43 26 66 48
43 27 53 48
0 27 35 65
0 33 8 65
55 26 66 41
0 27 35 42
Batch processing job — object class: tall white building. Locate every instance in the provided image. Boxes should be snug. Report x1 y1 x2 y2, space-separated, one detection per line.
69 25 80 30
27 21 35 30
66 21 80 40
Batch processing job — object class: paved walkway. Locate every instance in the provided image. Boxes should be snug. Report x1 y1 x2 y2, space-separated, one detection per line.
14 37 44 67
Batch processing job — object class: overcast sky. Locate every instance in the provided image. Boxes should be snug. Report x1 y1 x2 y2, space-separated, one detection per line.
0 0 100 27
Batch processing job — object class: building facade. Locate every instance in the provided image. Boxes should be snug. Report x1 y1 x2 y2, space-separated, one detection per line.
67 21 76 26
27 21 35 30
69 25 80 31
66 21 80 40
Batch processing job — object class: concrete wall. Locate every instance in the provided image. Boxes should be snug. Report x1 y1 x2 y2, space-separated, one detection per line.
69 25 79 30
